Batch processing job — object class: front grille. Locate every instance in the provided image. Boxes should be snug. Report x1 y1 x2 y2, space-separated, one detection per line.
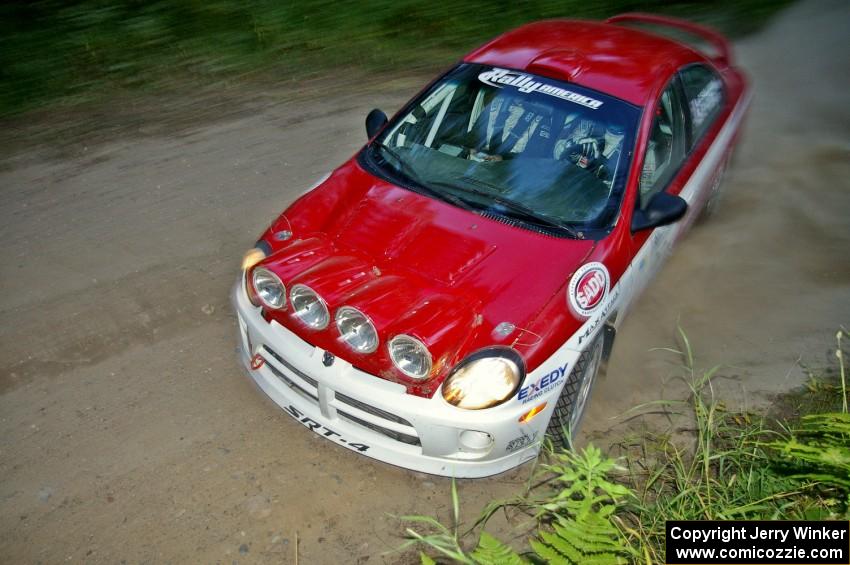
263 345 318 388
336 392 414 427
263 358 318 402
338 410 421 446
260 343 420 448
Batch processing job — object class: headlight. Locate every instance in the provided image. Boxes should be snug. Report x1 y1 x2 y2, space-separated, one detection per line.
442 348 524 410
290 285 329 329
252 267 286 310
241 247 267 271
335 306 379 353
242 246 269 307
388 335 432 380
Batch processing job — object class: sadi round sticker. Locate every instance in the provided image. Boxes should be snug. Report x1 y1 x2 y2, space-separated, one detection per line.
568 262 609 317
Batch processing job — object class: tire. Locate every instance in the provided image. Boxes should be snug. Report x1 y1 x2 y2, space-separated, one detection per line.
545 333 606 448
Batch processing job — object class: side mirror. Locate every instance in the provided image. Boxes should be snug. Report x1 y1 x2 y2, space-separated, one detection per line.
365 109 388 139
631 191 688 232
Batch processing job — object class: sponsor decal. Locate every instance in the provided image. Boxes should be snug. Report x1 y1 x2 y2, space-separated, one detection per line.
284 405 370 453
250 353 265 370
506 431 538 452
568 262 610 317
478 68 604 110
576 288 620 345
518 362 569 404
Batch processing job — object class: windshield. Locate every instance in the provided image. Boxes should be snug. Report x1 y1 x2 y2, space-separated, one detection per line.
362 64 640 237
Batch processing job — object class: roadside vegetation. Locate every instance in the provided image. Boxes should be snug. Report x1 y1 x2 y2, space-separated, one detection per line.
399 329 850 564
1 0 791 117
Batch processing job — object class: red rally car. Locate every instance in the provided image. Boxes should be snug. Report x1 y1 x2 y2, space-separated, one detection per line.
233 13 751 477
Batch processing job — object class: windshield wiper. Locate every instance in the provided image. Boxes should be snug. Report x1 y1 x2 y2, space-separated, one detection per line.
371 142 473 211
372 141 421 184
491 196 580 238
459 175 505 193
429 180 580 238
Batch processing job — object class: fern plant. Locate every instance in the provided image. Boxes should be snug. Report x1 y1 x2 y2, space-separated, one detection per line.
767 329 850 513
531 517 627 565
415 532 525 565
398 445 633 564
526 444 632 564
469 533 525 565
770 413 850 488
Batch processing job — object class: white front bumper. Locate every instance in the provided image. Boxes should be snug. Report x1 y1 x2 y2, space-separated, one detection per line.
231 280 583 478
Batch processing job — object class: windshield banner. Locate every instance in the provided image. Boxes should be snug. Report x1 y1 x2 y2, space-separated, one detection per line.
478 67 604 110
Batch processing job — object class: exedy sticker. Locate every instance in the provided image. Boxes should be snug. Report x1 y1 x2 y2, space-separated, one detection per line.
478 68 604 109
518 362 569 404
568 262 609 317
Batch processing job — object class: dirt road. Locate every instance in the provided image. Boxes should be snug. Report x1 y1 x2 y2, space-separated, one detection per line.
1 2 848 562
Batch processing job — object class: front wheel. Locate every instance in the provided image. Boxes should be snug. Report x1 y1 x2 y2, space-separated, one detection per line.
545 333 606 448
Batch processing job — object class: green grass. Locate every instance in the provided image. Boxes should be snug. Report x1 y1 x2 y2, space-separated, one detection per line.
771 331 848 419
1 0 791 117
398 329 850 564
617 329 849 562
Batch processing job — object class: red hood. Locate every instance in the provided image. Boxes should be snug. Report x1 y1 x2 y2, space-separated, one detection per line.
256 161 595 395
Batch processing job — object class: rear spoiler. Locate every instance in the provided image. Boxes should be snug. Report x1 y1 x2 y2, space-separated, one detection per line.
606 12 731 67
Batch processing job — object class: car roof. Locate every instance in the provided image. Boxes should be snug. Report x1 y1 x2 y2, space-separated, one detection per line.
464 19 706 106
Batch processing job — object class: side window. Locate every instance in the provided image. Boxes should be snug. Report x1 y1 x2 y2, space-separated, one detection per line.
680 64 724 144
638 81 687 209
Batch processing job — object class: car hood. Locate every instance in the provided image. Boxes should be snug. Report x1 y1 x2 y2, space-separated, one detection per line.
257 162 596 393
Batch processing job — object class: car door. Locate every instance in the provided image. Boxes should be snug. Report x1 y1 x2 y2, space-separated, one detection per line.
626 77 690 302
624 62 729 303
